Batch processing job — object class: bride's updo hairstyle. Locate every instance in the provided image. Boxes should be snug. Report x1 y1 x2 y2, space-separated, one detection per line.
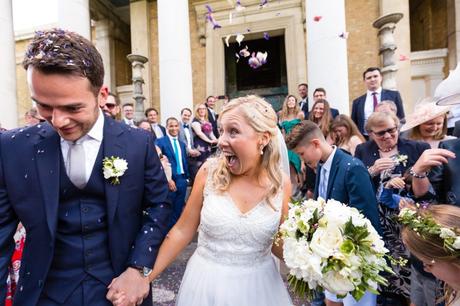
211 95 282 206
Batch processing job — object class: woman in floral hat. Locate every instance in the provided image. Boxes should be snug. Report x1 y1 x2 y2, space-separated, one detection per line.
401 99 455 148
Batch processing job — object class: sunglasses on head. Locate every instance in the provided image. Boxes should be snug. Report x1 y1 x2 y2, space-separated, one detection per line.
372 126 398 137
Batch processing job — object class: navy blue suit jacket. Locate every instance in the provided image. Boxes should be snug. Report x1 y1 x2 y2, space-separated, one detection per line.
0 117 171 305
207 108 219 138
314 148 381 233
156 136 189 180
354 138 430 193
351 89 405 134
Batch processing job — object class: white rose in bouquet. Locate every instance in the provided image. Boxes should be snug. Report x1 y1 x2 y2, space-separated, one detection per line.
322 270 355 296
310 224 343 258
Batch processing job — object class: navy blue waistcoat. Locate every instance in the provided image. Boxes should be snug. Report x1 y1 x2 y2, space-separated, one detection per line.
42 145 114 303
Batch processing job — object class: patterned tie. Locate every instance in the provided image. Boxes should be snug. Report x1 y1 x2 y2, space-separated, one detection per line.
172 138 183 175
68 141 86 189
372 92 378 111
319 166 328 199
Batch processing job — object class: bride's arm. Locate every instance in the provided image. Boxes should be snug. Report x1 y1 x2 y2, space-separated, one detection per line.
148 163 208 282
271 173 291 259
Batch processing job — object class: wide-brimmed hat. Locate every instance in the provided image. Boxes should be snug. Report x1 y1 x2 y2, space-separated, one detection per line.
435 62 460 106
400 98 451 132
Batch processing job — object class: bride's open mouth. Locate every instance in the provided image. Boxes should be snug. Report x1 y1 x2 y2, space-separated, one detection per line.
223 152 239 169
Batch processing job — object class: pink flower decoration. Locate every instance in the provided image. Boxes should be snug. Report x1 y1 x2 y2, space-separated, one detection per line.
313 16 322 22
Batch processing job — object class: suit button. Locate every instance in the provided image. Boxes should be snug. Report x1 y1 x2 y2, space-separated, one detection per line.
82 207 89 213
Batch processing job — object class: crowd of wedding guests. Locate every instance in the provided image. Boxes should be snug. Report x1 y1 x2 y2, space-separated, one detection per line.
4 64 460 306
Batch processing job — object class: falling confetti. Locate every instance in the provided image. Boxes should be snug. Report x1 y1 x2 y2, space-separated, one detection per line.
313 16 322 22
235 53 240 63
239 45 250 57
259 0 268 8
225 34 231 47
399 54 410 61
263 32 270 40
248 51 268 69
205 4 222 29
236 33 245 45
235 0 246 11
339 32 349 39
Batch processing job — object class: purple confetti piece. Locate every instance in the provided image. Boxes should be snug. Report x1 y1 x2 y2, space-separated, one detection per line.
259 0 268 8
205 4 213 13
263 32 270 40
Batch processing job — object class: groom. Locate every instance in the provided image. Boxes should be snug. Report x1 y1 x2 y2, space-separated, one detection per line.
0 29 170 306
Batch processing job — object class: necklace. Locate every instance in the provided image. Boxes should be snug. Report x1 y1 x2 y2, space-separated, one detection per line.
379 145 396 152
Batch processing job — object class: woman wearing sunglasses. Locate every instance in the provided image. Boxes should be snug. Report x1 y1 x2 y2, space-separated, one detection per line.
354 111 431 306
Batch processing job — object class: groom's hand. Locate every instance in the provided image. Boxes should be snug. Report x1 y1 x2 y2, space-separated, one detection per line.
107 267 150 306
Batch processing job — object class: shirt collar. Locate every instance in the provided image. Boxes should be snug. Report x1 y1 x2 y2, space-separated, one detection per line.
322 145 337 172
61 108 104 144
367 87 382 95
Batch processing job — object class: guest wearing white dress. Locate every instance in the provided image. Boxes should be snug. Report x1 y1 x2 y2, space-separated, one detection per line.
147 95 293 305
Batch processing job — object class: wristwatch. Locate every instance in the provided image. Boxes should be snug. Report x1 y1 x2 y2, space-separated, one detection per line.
131 265 153 278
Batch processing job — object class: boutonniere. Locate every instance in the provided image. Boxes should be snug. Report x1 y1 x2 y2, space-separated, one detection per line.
103 156 128 185
394 154 408 167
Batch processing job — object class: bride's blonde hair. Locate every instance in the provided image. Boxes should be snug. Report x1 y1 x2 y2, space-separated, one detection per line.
210 95 282 206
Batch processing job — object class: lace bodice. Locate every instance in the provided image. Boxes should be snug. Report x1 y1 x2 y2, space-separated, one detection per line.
196 165 283 266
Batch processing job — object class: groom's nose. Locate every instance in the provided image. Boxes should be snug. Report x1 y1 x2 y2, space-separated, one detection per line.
51 109 70 128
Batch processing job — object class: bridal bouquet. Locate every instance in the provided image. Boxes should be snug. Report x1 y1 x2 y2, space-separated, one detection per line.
280 198 392 301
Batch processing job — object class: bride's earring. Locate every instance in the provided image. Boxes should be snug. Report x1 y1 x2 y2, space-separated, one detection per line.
260 145 264 155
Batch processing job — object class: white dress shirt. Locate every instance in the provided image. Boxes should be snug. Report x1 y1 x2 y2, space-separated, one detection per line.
152 123 164 139
318 146 337 199
123 118 136 128
363 87 382 134
61 109 104 182
182 122 193 150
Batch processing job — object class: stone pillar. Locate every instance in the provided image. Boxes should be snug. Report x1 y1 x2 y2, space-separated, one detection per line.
158 0 194 123
0 0 18 129
58 0 91 39
127 54 148 121
447 0 460 70
95 19 116 92
306 0 350 115
130 0 152 111
373 13 403 90
379 0 413 112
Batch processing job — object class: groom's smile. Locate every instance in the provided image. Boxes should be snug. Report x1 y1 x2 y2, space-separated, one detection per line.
27 67 105 142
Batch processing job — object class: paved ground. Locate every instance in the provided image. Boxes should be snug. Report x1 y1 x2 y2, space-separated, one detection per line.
150 240 311 306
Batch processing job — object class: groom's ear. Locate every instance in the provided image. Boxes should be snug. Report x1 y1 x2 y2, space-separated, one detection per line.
98 85 109 107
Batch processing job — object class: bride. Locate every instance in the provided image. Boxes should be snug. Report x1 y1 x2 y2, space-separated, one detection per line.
147 95 292 305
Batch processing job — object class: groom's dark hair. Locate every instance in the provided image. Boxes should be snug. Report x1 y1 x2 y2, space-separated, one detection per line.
22 28 104 97
285 120 325 150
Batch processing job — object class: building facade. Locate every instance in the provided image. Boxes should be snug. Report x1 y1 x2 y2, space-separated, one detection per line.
2 0 457 128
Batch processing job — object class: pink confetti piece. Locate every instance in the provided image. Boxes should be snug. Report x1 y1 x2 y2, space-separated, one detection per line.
248 51 268 69
263 32 270 40
313 16 322 22
339 32 349 39
399 54 410 61
239 45 250 57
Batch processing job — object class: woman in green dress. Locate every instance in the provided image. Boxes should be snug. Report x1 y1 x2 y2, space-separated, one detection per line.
278 94 304 195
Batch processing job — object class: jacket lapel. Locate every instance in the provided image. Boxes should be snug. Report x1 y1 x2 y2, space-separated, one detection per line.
35 126 61 238
326 150 341 199
103 118 126 226
313 163 322 199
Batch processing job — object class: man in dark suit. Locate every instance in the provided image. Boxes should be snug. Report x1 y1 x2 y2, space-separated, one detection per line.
179 108 201 183
298 83 309 118
312 87 339 118
286 120 380 306
156 118 189 229
351 67 405 136
145 107 166 139
0 29 171 306
205 96 219 139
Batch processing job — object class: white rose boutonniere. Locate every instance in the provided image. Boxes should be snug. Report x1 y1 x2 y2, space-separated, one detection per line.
394 154 408 167
103 156 128 185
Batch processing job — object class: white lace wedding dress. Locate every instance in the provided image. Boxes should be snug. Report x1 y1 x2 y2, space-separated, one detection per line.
175 167 293 306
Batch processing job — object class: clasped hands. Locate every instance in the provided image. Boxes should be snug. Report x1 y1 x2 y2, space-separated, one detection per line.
106 267 151 306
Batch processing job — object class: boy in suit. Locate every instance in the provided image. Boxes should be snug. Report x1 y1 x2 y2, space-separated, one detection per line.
286 120 380 306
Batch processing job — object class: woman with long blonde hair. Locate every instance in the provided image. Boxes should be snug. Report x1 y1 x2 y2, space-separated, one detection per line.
402 205 460 306
145 95 293 305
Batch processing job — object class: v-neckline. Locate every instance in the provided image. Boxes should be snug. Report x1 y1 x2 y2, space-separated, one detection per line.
224 191 265 216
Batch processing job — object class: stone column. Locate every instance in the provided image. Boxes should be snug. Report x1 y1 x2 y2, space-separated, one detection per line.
95 19 116 92
58 0 90 39
379 0 413 112
130 0 152 111
447 0 460 70
127 54 148 121
373 13 403 90
158 0 193 124
0 0 18 129
306 0 350 115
